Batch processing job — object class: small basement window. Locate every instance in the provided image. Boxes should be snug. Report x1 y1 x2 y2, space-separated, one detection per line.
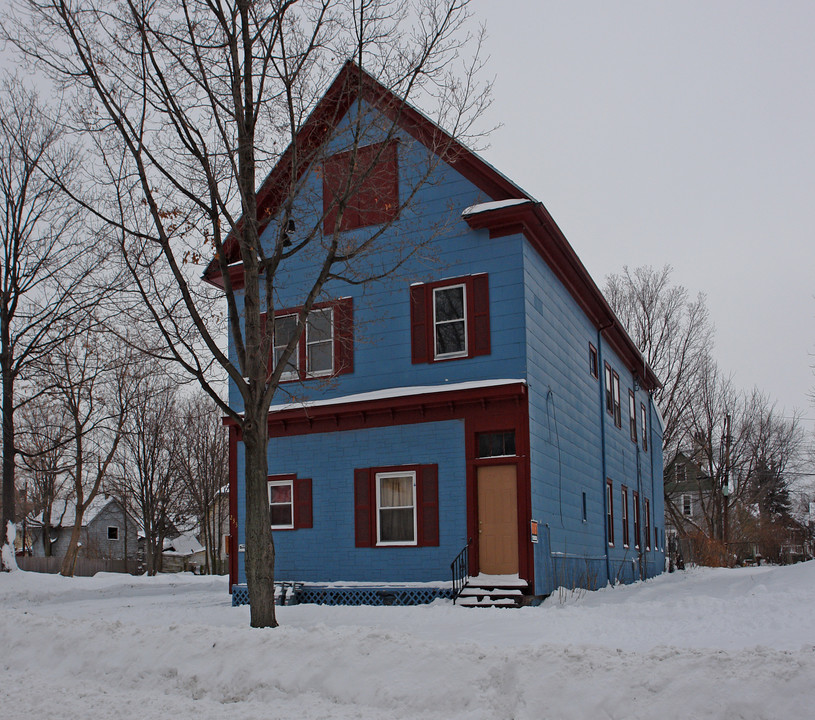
477 431 516 458
107 526 119 541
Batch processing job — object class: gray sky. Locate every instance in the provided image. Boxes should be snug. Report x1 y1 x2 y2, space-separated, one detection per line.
476 1 815 429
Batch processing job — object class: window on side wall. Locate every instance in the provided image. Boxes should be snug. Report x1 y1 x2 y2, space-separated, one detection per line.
604 364 613 415
682 494 693 516
640 403 648 451
632 491 641 549
629 390 637 443
267 299 353 382
410 274 490 363
107 526 119 541
606 479 614 546
621 485 630 547
644 498 651 550
589 344 599 379
267 475 313 530
612 372 621 428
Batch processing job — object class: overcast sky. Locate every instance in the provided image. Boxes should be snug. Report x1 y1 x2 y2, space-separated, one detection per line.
475 1 815 431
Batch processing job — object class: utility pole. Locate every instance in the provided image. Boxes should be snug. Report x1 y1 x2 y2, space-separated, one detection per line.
722 414 732 566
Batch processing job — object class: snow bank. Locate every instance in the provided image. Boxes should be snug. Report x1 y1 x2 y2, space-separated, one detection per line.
2 563 815 719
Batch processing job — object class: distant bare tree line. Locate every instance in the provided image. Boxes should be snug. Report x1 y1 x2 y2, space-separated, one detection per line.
605 265 811 564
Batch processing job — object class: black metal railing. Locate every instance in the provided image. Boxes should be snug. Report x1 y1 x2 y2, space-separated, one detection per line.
450 538 472 603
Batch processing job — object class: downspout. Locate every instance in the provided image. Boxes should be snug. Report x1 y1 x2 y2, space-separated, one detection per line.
597 322 613 585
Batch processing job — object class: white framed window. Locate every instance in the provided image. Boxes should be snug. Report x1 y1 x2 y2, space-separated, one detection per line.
268 479 294 529
375 471 417 546
682 494 693 516
107 526 119 540
273 313 299 380
305 307 334 376
432 284 467 359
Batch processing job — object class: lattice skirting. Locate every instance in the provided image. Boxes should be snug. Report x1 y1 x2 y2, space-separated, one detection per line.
231 583 453 607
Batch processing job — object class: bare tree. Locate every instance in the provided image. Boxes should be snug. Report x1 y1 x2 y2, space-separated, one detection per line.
175 391 229 575
42 323 132 576
0 78 98 568
17 396 72 556
114 364 183 575
4 0 489 624
604 265 714 454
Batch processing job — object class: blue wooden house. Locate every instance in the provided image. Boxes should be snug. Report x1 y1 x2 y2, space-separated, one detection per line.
209 63 664 606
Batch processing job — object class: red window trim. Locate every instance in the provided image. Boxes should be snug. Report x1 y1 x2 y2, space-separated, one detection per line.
612 370 622 428
640 402 648 451
354 464 439 548
589 343 599 379
410 273 490 364
621 485 630 548
322 140 399 234
267 473 312 531
606 478 615 547
264 297 353 383
604 363 613 415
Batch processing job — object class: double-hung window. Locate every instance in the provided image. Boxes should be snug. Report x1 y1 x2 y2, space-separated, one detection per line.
268 299 353 382
606 479 615 546
632 491 641 549
612 372 621 428
267 474 313 530
269 479 294 529
410 274 490 363
641 403 648 451
433 284 467 358
682 494 693 516
629 390 637 443
354 465 439 548
376 471 417 546
621 485 630 547
644 498 651 550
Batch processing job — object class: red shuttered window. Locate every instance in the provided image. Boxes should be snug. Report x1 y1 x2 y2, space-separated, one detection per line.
354 464 439 547
323 141 399 234
410 274 490 363
265 297 353 383
268 475 313 530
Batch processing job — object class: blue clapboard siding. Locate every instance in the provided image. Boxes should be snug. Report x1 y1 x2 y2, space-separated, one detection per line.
235 420 467 585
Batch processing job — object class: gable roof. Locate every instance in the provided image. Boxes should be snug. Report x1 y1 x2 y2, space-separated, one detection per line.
205 61 659 391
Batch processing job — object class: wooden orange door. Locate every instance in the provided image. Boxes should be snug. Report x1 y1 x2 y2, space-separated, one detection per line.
477 465 519 574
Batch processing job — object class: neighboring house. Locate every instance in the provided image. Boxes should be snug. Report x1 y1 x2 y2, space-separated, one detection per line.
206 63 664 605
29 495 139 563
199 489 230 575
664 450 714 538
162 531 206 573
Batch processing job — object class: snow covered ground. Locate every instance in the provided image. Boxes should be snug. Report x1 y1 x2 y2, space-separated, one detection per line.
2 563 814 719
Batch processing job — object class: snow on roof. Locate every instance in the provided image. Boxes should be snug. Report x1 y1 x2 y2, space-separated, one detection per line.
163 532 204 556
44 495 122 528
461 198 533 216
268 378 526 413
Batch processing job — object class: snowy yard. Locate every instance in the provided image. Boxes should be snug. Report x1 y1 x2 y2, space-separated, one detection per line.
2 563 814 719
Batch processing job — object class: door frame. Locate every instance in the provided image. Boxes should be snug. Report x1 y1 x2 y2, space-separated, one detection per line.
465 398 532 585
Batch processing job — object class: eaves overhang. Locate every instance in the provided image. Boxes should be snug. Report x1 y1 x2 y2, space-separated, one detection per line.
463 202 661 392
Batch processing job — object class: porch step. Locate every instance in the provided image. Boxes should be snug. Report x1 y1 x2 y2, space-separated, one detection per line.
456 575 529 608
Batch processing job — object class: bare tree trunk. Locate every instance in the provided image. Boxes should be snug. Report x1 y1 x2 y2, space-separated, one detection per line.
1 354 14 566
60 523 83 576
243 416 276 628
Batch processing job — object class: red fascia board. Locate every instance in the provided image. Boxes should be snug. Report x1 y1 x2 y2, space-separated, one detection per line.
204 61 528 282
464 203 660 392
222 381 527 439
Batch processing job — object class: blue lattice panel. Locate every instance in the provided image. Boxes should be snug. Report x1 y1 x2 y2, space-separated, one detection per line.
231 583 452 607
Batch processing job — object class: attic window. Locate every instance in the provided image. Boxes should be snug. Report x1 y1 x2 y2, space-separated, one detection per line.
322 141 399 234
107 526 119 540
